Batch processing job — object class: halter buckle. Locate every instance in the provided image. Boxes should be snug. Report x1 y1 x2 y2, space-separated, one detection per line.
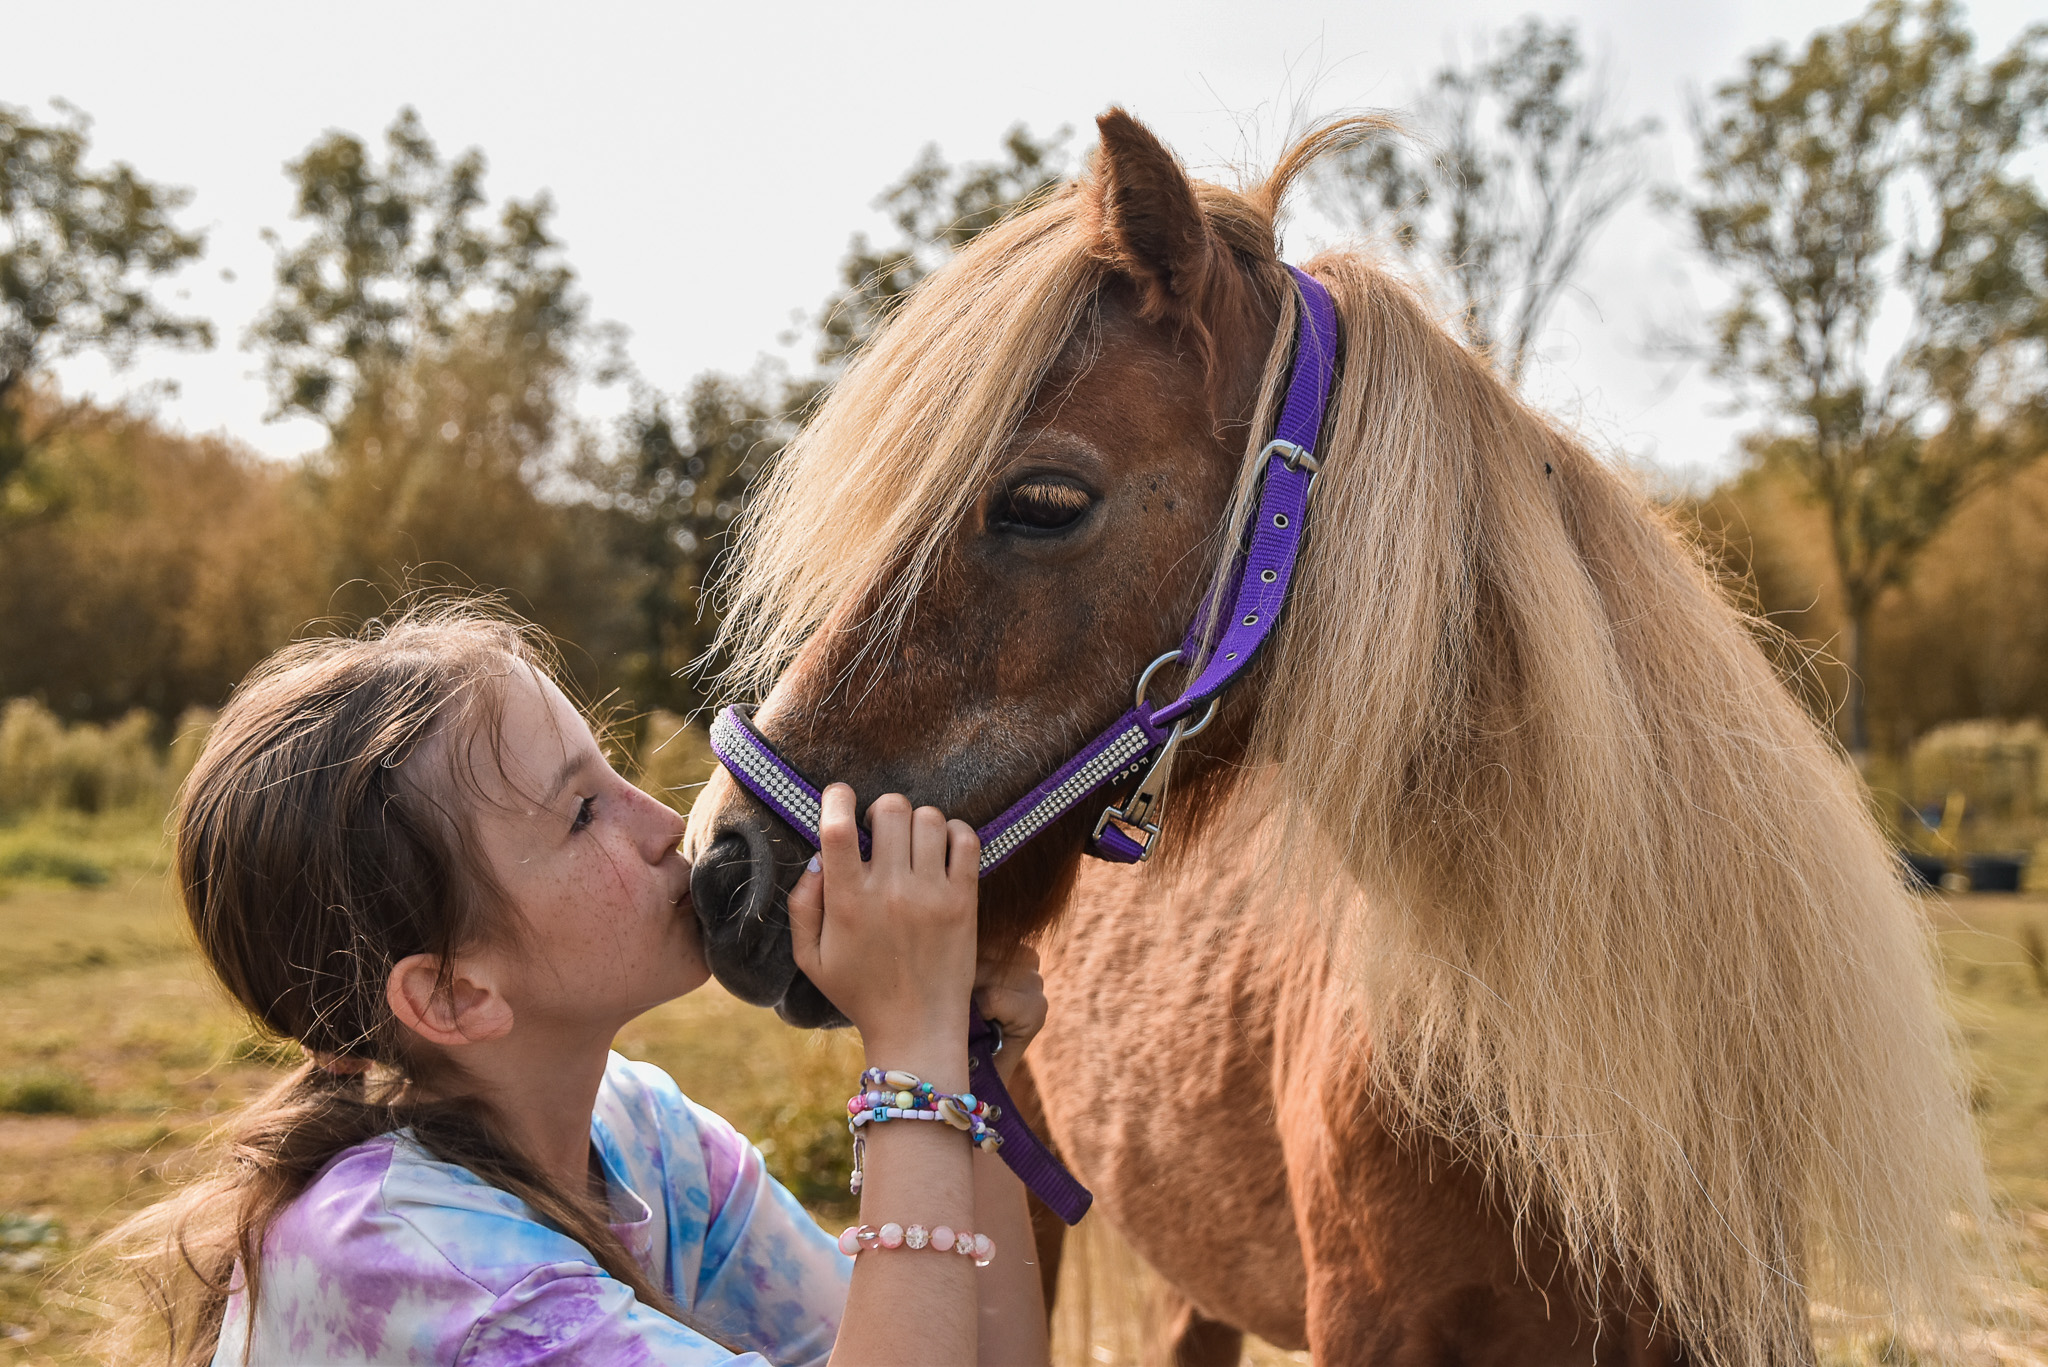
1091 719 1185 860
1090 654 1221 862
1263 438 1320 473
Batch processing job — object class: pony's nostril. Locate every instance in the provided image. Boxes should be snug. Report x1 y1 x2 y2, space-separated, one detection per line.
689 825 801 1009
689 832 764 928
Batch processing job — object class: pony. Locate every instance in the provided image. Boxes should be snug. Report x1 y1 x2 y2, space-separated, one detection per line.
683 110 1989 1364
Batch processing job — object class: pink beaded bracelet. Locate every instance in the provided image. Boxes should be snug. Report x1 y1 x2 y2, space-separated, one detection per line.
837 1222 995 1267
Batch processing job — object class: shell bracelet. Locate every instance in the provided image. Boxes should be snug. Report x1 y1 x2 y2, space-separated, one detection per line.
847 1067 1003 1196
838 1221 995 1267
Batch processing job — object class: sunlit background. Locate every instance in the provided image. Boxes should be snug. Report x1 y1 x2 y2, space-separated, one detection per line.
10 0 2041 476
3 3 2046 1363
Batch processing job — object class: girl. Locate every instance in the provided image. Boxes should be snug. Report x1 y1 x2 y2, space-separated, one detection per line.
116 609 1049 1366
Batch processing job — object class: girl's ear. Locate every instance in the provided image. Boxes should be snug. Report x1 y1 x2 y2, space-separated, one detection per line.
387 953 515 1047
1090 107 1223 326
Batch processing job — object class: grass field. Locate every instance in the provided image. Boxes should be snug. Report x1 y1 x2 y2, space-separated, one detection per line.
0 810 2042 1365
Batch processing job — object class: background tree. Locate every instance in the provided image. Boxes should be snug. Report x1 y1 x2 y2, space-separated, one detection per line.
248 108 634 691
0 394 326 723
1316 18 1656 385
583 370 797 716
816 123 1069 366
1683 0 2048 756
248 106 595 436
1686 450 2048 753
0 100 209 493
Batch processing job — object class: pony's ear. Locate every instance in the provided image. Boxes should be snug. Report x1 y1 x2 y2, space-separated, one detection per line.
1090 108 1219 325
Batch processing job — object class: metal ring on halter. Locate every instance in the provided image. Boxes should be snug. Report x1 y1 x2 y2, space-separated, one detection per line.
1263 437 1321 473
1133 650 1222 739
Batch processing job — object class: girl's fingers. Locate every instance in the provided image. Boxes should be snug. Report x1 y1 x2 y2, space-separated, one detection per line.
788 855 825 976
910 805 949 873
867 792 913 874
946 818 980 883
818 783 862 879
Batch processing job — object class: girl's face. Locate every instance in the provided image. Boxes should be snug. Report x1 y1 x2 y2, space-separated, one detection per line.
453 666 706 1038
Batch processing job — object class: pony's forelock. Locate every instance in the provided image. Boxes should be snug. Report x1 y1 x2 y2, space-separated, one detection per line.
717 188 1103 697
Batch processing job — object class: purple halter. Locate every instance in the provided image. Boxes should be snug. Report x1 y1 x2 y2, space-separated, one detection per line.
708 265 1340 1223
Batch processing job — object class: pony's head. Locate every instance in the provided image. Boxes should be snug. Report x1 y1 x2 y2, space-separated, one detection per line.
688 109 1990 1359
687 109 1330 1022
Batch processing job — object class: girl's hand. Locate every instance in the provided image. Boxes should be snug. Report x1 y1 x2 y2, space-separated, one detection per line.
974 946 1045 1084
787 784 980 1064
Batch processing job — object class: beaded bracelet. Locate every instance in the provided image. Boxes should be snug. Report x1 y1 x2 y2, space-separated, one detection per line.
837 1221 995 1267
849 1070 1004 1143
847 1068 1004 1196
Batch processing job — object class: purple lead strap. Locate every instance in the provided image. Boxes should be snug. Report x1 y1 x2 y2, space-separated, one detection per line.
968 1005 1090 1224
705 267 1341 1223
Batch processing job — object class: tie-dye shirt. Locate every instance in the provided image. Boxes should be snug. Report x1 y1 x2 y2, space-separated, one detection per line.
211 1054 850 1366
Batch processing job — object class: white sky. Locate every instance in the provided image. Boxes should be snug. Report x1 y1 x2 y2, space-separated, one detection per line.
7 0 2042 480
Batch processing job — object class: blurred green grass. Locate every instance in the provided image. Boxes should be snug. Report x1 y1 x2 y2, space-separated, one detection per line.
0 819 2040 1365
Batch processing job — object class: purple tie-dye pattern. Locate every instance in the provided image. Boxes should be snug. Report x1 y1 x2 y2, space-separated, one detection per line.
211 1054 848 1366
699 1120 744 1218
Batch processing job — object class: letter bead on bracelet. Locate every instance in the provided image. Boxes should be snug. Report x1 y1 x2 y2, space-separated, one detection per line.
838 1222 995 1267
846 1068 1003 1196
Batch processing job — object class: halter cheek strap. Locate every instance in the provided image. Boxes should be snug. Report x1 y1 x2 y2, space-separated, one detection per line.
705 265 1340 1223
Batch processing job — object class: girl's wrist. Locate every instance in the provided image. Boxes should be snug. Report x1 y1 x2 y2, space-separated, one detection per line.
860 1029 968 1091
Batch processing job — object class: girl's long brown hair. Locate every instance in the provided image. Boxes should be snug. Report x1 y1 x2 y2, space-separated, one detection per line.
104 608 682 1366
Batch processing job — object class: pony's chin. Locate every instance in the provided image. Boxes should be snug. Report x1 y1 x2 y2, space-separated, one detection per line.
699 952 847 1028
698 944 790 1008
695 912 850 1028
774 972 850 1029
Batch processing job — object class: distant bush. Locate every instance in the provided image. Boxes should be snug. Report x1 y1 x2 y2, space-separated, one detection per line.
0 698 173 816
0 1213 60 1248
0 1067 96 1115
1685 454 2048 754
0 846 109 886
0 1212 61 1274
0 698 62 812
733 1040 859 1219
1910 719 2047 821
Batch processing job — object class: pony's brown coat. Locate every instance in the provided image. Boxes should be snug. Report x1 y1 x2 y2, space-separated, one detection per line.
695 110 1990 1363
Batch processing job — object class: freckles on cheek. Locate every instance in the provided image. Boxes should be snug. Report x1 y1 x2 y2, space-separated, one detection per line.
574 842 647 947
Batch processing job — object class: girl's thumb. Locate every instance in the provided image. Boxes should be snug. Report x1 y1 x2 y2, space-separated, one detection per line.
787 854 825 974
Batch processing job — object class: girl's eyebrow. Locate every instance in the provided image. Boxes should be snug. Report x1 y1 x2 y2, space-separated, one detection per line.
541 751 597 806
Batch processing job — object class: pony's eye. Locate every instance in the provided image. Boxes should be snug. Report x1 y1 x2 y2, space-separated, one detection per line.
992 479 1094 534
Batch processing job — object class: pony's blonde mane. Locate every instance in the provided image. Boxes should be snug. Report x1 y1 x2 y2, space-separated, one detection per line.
723 122 1991 1364
719 189 1105 694
1242 247 1990 1358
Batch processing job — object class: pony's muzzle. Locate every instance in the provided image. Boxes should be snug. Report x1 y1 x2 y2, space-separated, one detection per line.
685 766 849 1028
